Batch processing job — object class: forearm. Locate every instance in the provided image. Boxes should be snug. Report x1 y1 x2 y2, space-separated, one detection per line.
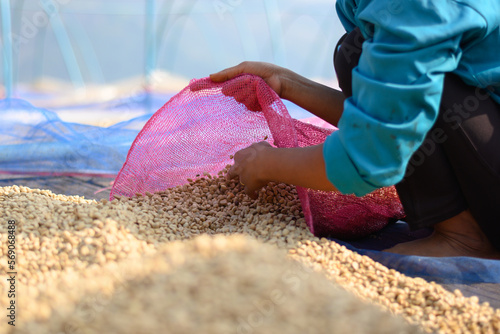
280 70 345 127
261 144 338 192
210 61 345 126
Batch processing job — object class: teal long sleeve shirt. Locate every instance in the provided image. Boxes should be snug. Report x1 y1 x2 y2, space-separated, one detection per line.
324 0 500 196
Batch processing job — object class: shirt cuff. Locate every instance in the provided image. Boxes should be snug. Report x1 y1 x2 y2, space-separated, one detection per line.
323 131 379 197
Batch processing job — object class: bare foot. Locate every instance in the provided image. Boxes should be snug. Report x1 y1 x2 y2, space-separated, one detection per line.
384 210 500 259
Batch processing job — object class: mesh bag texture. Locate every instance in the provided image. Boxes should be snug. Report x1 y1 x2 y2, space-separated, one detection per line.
111 74 405 239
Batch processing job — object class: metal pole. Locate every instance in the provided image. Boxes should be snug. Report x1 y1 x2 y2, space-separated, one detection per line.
145 0 156 89
145 0 156 113
1 0 13 98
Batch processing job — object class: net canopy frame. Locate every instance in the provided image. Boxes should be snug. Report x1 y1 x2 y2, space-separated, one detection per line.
1 0 500 310
0 0 342 175
1 0 342 104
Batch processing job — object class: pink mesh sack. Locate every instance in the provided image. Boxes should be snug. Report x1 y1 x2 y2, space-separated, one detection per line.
111 74 404 239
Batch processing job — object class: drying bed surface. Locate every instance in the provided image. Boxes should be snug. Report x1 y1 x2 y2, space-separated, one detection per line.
0 172 499 333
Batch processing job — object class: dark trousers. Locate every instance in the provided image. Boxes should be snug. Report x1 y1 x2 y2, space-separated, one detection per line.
334 28 500 250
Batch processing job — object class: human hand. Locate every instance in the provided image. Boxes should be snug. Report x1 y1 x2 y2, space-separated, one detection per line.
210 62 291 111
210 61 285 97
227 141 273 199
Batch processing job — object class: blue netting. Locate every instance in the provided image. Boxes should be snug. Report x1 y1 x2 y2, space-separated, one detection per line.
0 96 312 175
0 98 151 175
